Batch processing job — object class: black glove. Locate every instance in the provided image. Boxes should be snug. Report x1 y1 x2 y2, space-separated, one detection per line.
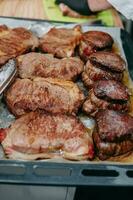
55 0 93 16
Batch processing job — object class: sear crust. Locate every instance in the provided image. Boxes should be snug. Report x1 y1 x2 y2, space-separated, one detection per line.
82 90 129 116
0 25 39 66
81 52 125 89
17 52 84 81
93 131 133 160
94 80 129 102
1 112 94 160
96 110 133 142
89 52 126 72
39 25 82 58
82 80 129 116
79 31 114 61
82 60 123 88
5 77 85 116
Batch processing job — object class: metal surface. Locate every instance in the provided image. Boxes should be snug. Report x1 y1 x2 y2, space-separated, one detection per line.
0 160 133 186
0 59 17 96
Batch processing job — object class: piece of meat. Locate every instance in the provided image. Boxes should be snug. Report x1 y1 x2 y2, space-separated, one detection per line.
17 52 84 81
94 80 129 102
79 31 114 61
39 25 82 58
5 77 85 116
89 52 126 73
96 110 133 142
93 131 133 160
82 82 129 116
82 60 123 88
0 25 39 66
0 112 94 160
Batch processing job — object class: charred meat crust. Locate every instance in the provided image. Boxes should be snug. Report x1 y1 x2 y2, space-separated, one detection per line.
93 80 129 102
82 31 114 49
82 60 123 88
93 131 133 160
81 52 125 89
89 52 126 73
82 80 129 116
96 110 133 143
79 31 114 61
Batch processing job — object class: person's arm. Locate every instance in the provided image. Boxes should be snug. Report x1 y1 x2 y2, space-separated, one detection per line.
88 0 112 12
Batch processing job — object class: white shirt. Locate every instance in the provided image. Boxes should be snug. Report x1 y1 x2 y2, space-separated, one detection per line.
108 0 133 20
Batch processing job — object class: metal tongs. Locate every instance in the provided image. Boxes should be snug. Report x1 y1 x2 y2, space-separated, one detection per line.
0 59 17 96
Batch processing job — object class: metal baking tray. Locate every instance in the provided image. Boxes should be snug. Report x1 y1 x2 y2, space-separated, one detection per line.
0 17 133 186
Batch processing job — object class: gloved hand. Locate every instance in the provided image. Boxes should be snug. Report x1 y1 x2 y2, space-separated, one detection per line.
55 0 93 15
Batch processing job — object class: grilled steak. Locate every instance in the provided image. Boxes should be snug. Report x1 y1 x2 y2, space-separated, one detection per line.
96 110 133 142
39 25 82 58
5 77 84 116
79 31 114 61
82 80 129 116
93 131 133 160
0 112 94 160
0 25 39 66
82 52 125 88
17 52 84 81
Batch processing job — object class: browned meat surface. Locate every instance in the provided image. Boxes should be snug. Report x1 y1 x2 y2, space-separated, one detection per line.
93 131 133 160
17 52 84 81
94 80 129 102
79 31 114 61
89 52 126 72
0 25 39 66
5 77 84 116
82 80 129 116
39 25 82 58
96 110 133 142
82 52 125 88
82 60 123 88
0 112 94 160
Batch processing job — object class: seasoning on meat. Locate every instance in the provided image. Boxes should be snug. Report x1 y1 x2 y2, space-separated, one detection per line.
0 25 39 66
79 31 114 61
5 77 85 116
82 52 126 88
82 80 130 116
39 25 82 58
0 112 94 160
93 110 133 160
17 52 84 81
